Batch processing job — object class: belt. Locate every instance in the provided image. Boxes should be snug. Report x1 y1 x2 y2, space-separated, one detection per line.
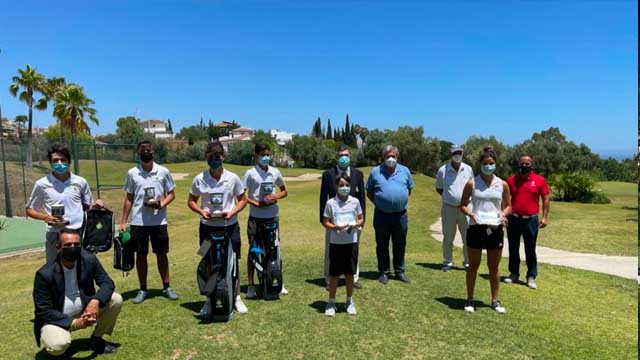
375 209 407 216
510 213 537 219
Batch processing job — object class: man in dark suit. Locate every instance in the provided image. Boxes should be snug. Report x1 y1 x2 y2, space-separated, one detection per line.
33 229 122 357
320 145 366 289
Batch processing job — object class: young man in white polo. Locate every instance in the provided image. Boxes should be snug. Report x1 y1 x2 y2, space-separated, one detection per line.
119 140 178 304
187 141 248 316
243 142 288 299
435 144 474 271
26 144 104 263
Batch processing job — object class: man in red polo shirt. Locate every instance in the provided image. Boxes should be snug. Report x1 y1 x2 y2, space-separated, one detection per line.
504 155 550 289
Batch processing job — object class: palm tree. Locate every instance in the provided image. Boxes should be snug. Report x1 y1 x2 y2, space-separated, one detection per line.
43 77 67 141
53 84 99 173
9 65 47 168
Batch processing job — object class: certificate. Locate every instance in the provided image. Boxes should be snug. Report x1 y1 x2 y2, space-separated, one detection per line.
476 211 501 226
334 210 357 227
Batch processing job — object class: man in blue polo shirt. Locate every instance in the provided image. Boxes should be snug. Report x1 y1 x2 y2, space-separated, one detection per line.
366 145 414 284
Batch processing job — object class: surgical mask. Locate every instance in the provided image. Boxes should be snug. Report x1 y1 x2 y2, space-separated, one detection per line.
337 155 350 169
338 186 351 196
208 158 223 169
384 156 397 168
519 165 532 174
52 162 69 174
481 164 496 175
451 154 463 163
140 152 153 163
259 155 271 166
61 246 81 262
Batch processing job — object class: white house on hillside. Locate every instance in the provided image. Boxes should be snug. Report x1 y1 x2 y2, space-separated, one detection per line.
269 129 295 146
139 119 174 139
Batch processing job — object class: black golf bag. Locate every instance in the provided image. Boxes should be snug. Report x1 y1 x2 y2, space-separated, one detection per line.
82 208 114 253
249 221 283 300
197 230 237 322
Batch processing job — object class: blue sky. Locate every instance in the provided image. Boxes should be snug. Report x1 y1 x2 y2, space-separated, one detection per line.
0 1 637 157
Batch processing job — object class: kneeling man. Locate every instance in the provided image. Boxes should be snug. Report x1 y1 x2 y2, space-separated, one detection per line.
33 229 122 357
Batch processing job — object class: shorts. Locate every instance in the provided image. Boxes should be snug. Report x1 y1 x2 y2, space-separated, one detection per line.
247 216 279 243
466 225 504 250
129 225 169 255
199 222 241 259
329 243 358 276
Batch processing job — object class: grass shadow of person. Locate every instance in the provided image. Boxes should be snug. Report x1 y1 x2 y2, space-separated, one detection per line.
435 296 489 310
416 262 466 272
479 274 526 286
35 337 120 359
309 300 328 313
120 289 164 302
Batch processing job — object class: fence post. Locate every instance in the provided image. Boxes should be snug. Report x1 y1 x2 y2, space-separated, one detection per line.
20 143 27 206
93 140 101 199
0 104 13 217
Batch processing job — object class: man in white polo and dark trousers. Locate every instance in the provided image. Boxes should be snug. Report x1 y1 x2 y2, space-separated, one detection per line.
435 144 473 271
119 140 178 304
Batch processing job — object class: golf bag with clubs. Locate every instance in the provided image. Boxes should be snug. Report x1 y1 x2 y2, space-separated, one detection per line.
249 220 283 300
197 229 237 322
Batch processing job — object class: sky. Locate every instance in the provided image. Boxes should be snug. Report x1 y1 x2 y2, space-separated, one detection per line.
0 0 637 158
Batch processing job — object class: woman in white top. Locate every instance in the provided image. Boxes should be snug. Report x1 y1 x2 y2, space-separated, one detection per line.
459 147 511 314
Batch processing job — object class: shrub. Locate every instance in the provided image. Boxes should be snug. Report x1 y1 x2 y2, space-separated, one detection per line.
548 172 610 204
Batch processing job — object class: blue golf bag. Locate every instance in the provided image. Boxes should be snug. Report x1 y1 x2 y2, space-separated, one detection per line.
249 221 283 300
197 230 237 322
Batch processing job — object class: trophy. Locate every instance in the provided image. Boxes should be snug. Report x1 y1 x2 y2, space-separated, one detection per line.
50 203 67 224
144 187 157 206
260 182 275 205
209 193 224 218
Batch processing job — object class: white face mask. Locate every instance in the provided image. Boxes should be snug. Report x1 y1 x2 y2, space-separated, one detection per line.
384 156 397 167
451 154 463 163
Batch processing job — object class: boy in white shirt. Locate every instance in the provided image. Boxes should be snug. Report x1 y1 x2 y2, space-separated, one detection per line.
242 142 288 299
322 174 364 316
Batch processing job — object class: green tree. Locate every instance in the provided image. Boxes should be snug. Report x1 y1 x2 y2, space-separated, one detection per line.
462 135 512 179
343 114 351 145
438 140 454 164
43 124 92 143
116 116 144 144
177 125 209 144
53 84 99 173
9 65 48 167
14 115 27 142
167 119 173 133
326 119 332 140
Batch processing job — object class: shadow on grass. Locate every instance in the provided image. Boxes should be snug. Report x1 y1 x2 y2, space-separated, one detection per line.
357 271 382 280
479 274 527 286
35 337 121 359
416 262 466 272
120 289 164 302
305 277 350 288
435 296 489 310
179 301 232 324
309 300 327 313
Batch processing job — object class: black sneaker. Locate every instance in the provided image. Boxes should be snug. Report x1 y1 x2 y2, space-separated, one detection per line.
396 273 411 283
90 336 117 354
378 273 389 285
491 300 506 314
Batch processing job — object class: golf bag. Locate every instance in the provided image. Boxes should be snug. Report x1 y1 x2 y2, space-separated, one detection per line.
249 220 283 300
113 234 135 273
82 208 114 253
197 229 237 322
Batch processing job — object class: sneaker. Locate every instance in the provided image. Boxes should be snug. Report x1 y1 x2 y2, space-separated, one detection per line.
527 277 537 289
280 286 289 295
491 300 506 314
234 296 248 314
246 285 258 299
90 336 117 354
353 281 362 289
346 300 357 315
442 261 454 272
132 290 148 304
199 300 210 318
162 287 179 300
396 273 411 283
503 273 518 284
324 303 336 317
464 299 475 313
378 273 389 285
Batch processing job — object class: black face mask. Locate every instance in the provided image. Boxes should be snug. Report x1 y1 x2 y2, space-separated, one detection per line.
519 165 532 174
140 152 154 163
61 246 82 262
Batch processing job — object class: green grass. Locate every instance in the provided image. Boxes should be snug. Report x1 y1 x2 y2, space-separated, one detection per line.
0 162 637 359
537 181 637 256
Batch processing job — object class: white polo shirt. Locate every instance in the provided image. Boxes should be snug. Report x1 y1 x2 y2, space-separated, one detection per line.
190 168 244 227
242 165 286 219
123 162 176 226
323 195 362 245
26 173 93 232
435 162 474 206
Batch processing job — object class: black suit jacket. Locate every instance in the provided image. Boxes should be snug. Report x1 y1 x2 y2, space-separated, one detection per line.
32 250 115 346
319 166 366 223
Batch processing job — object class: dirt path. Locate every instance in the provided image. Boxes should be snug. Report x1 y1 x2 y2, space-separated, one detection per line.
429 218 638 281
283 173 322 181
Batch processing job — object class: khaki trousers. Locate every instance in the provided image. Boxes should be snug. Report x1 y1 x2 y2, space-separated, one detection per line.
441 204 469 265
41 292 123 356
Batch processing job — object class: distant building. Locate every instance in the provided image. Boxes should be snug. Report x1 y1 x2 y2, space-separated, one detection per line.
269 129 295 146
0 118 17 139
139 119 174 139
214 121 236 129
229 127 255 138
219 134 253 152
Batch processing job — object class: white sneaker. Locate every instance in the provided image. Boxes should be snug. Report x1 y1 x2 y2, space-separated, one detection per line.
132 290 148 304
246 285 257 299
527 277 537 289
234 296 248 314
491 300 506 314
464 299 475 313
280 286 289 295
324 303 336 317
503 273 518 284
346 300 357 315
199 300 210 318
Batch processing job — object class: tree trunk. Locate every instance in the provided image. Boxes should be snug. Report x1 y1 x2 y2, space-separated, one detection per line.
26 103 33 168
71 110 79 174
59 118 66 143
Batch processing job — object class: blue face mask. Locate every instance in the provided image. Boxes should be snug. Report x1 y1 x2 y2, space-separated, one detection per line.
337 155 350 169
52 162 69 174
338 186 351 196
259 155 271 166
481 163 496 175
208 158 223 170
